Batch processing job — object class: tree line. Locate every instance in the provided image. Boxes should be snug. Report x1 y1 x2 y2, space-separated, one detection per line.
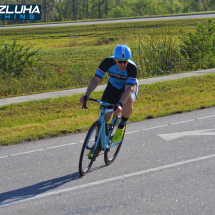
0 0 214 24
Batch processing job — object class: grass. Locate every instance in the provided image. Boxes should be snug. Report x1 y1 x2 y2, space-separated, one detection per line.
1 73 215 146
0 45 114 97
1 18 214 49
1 18 215 98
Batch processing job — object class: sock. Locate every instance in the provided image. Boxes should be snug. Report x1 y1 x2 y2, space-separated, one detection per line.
118 116 128 129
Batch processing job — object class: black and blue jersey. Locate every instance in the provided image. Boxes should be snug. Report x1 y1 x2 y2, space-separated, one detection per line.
95 56 137 89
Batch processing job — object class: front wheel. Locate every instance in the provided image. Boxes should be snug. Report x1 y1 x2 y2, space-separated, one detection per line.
104 116 125 165
79 121 100 176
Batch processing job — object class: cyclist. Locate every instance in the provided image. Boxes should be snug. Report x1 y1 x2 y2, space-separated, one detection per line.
80 45 139 144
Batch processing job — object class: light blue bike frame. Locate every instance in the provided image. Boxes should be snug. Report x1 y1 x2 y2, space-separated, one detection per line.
87 100 122 152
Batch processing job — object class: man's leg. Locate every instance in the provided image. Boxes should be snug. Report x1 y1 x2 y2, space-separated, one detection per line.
112 82 138 142
105 95 134 131
121 95 134 118
120 81 138 127
118 95 134 129
105 113 112 122
112 95 134 142
101 82 121 123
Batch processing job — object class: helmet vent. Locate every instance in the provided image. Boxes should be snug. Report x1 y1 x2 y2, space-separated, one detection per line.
122 46 125 59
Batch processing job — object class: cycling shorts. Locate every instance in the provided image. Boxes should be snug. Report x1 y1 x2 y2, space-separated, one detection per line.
101 81 139 109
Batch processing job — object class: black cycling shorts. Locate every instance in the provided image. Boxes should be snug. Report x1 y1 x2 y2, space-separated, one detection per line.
101 81 139 109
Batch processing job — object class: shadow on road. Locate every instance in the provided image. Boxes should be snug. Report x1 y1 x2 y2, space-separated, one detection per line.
0 172 81 205
0 164 107 206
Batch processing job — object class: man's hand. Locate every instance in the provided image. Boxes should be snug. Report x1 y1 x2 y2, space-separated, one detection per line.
80 94 89 108
113 102 123 116
79 76 101 107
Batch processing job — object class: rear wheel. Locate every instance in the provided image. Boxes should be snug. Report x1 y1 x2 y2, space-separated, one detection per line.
79 121 100 176
104 116 125 165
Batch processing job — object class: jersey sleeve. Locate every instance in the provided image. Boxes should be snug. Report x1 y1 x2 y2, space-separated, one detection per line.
126 63 137 86
95 58 115 79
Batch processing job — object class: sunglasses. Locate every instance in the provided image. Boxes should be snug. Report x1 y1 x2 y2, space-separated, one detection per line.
115 59 128 64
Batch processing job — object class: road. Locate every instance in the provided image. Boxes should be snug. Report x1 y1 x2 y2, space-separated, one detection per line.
0 13 215 29
0 106 215 214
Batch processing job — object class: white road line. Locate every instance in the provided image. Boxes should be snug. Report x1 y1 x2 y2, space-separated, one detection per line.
0 141 84 159
125 115 215 133
1 153 215 208
1 114 215 159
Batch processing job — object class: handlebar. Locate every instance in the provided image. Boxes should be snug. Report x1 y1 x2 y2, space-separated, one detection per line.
82 97 115 109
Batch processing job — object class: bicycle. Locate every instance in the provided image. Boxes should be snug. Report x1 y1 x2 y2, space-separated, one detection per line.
79 98 125 176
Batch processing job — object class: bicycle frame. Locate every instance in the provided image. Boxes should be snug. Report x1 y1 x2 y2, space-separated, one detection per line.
86 99 122 152
79 97 125 176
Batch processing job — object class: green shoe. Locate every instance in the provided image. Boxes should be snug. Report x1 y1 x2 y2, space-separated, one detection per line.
112 127 125 142
87 151 94 159
87 150 99 159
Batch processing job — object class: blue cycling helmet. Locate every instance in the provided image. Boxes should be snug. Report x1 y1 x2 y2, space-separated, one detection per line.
113 45 132 60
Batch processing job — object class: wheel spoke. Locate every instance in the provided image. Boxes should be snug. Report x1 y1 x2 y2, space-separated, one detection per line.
104 116 125 165
79 121 100 176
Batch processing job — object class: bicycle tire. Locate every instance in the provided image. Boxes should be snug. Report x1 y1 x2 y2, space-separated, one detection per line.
104 116 125 165
79 121 101 176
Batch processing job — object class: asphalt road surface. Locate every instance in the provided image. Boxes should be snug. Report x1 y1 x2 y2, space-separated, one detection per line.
1 106 215 215
1 12 215 215
0 13 215 29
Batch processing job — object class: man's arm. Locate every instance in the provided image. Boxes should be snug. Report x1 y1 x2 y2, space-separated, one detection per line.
80 76 101 106
85 76 102 95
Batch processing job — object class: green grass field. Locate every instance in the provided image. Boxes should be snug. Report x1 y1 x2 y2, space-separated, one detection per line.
0 18 210 49
1 17 215 146
1 17 215 98
1 73 215 146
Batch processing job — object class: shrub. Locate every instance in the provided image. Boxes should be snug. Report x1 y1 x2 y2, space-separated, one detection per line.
109 6 133 18
179 19 215 70
0 40 41 78
132 28 184 77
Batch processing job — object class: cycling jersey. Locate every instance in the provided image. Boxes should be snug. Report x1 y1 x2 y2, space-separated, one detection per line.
95 56 137 89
